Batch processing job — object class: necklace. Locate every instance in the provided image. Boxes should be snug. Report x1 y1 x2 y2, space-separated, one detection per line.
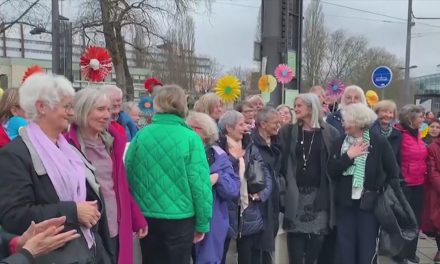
301 128 316 171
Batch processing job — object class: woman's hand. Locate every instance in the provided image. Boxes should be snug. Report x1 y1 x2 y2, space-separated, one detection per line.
76 201 101 228
193 232 205 243
23 225 80 257
249 193 261 202
347 142 369 159
135 226 148 239
210 173 219 186
18 216 67 249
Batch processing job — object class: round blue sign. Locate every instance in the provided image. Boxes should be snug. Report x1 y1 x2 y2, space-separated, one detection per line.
372 66 393 89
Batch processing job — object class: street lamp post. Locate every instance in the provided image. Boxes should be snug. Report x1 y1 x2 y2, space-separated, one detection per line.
404 0 413 104
52 0 60 74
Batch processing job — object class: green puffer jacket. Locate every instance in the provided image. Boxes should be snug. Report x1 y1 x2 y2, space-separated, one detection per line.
125 113 212 233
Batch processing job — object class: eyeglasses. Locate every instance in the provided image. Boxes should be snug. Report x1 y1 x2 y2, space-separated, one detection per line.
59 103 74 112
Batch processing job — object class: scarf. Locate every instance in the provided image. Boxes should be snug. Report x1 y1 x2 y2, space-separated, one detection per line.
380 125 393 138
25 122 94 248
226 135 249 213
341 130 370 188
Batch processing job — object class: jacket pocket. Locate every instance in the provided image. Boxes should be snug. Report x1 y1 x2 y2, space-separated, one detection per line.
241 202 263 236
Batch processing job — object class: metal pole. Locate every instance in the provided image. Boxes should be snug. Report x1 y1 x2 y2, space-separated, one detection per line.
404 0 413 104
52 0 60 74
262 0 283 106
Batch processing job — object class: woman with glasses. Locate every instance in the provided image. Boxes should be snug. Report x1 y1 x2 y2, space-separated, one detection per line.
276 105 294 126
235 102 257 133
0 73 110 263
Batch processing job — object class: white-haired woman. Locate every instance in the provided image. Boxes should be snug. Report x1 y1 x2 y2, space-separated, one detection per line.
328 103 400 264
326 85 367 135
218 110 272 264
278 93 339 264
122 101 141 126
193 93 223 122
0 73 110 263
186 112 240 264
64 88 148 264
247 95 264 112
126 85 213 264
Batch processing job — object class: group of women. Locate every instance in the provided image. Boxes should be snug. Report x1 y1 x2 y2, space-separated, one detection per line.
0 72 438 264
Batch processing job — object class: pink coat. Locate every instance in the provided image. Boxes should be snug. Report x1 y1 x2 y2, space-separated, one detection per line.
396 124 428 186
65 124 147 264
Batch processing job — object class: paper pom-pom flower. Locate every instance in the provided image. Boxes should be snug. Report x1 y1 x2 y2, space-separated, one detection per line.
138 96 154 114
326 79 346 99
215 75 241 103
0 88 3 98
258 74 277 93
80 46 112 82
22 65 44 83
366 90 379 107
274 64 294 84
421 126 429 139
144 78 163 94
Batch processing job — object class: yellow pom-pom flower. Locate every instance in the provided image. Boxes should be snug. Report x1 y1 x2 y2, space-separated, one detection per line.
215 75 241 103
258 74 277 93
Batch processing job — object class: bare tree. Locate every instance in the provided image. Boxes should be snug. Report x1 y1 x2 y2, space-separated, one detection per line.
77 0 210 100
228 66 254 91
0 0 48 34
302 0 327 88
195 57 223 93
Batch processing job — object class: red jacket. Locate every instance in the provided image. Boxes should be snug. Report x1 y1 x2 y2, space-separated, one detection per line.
0 126 10 148
422 139 440 233
396 124 427 186
65 124 146 264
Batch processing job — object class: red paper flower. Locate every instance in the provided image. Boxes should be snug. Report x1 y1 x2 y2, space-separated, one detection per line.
326 79 346 99
80 46 112 82
22 65 44 83
144 78 163 94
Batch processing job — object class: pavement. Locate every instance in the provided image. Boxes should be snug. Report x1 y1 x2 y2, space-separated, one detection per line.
379 236 438 264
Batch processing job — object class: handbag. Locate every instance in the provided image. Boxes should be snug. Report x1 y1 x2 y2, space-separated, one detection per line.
245 144 266 194
359 190 379 211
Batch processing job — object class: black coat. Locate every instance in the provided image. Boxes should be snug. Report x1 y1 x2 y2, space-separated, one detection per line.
0 249 34 264
278 122 339 230
0 137 109 263
251 131 282 252
328 130 400 207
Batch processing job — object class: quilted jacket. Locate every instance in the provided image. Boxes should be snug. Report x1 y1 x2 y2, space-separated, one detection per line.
125 113 213 233
395 124 427 186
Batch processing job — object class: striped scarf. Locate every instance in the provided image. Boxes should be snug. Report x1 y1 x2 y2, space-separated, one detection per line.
341 130 370 188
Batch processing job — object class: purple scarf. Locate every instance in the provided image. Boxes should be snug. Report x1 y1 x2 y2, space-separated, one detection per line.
25 122 94 248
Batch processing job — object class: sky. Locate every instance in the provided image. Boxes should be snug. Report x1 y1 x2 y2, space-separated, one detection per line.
192 0 440 77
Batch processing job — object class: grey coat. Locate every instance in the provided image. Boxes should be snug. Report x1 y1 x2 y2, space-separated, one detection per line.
278 122 339 232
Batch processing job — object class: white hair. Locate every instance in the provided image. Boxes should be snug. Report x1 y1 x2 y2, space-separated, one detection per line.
295 93 322 129
218 110 244 134
73 88 110 128
340 85 367 108
102 84 123 98
341 103 377 129
186 111 219 145
122 101 138 113
19 73 75 121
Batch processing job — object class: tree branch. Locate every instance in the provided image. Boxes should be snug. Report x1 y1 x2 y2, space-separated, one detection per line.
0 0 40 33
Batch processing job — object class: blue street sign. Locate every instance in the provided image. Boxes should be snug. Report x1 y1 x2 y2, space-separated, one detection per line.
372 66 393 89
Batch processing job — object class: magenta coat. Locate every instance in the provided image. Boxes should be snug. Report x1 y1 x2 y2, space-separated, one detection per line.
65 124 147 264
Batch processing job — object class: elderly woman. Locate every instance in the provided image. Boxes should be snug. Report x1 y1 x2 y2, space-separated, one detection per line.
122 101 141 126
393 104 428 264
0 88 28 148
328 103 400 264
278 94 339 264
247 95 264 112
276 104 293 126
371 100 401 163
217 110 272 264
251 107 282 263
64 88 148 264
326 85 367 135
235 101 257 132
186 112 240 264
0 73 109 263
102 85 138 140
125 85 213 264
193 93 223 122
